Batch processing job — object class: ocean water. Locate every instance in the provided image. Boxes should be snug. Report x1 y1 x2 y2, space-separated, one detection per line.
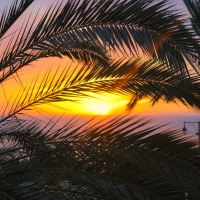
1 114 200 149
34 114 200 137
152 115 200 136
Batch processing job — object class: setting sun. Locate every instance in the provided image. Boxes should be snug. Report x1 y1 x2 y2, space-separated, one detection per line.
81 94 129 115
86 103 112 115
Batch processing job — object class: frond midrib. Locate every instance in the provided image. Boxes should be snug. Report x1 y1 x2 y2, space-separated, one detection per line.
1 20 195 73
0 73 197 124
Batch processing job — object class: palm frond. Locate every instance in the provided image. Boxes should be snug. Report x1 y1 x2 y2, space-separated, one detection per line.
72 58 200 111
0 0 199 83
2 58 200 124
1 1 200 199
89 58 200 111
0 41 110 84
1 116 200 199
0 0 34 39
182 0 200 69
183 0 200 37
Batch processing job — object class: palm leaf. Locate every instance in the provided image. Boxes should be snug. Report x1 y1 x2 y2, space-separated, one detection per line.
87 58 200 111
183 0 200 69
183 0 200 37
0 0 34 39
0 0 199 83
1 116 200 199
2 58 200 124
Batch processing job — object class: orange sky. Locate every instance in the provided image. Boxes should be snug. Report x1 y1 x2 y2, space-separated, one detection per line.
0 55 197 117
0 0 198 118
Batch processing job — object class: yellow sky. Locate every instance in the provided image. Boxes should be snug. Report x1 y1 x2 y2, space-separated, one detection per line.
0 0 197 118
0 55 196 117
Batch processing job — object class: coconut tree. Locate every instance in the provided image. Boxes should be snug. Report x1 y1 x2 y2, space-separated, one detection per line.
1 0 200 199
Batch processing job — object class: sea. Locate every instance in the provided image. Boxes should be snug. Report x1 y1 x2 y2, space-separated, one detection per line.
34 114 200 138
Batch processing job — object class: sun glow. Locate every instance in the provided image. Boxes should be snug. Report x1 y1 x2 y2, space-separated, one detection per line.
81 94 129 115
86 103 112 115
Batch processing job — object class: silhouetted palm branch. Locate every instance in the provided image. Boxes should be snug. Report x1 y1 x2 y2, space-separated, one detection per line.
1 116 200 199
0 0 200 84
1 1 200 199
183 0 200 68
0 0 34 39
2 58 200 125
183 0 200 37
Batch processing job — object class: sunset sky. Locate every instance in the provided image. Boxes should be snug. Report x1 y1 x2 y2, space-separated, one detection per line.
0 0 197 118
